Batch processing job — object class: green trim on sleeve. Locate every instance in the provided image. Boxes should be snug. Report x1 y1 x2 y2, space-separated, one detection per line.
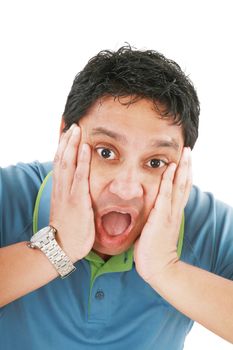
177 213 185 258
32 171 53 234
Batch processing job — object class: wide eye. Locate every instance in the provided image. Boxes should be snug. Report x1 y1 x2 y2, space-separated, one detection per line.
96 147 116 160
146 159 167 168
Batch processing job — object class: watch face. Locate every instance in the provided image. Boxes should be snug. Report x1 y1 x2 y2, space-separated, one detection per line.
31 226 54 243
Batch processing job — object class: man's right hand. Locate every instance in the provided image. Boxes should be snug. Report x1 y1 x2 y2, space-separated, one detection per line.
49 124 95 262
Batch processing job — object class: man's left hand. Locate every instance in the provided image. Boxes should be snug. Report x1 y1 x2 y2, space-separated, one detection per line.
134 147 192 287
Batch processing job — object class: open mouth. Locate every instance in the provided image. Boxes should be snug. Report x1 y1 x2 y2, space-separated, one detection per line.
101 211 132 236
97 206 138 238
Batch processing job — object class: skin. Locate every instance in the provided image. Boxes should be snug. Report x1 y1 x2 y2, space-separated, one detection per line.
55 96 186 261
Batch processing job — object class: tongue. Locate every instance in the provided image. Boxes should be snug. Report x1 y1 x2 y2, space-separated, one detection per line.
102 211 131 236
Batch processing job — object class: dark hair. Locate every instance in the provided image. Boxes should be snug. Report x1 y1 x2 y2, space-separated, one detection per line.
63 45 200 148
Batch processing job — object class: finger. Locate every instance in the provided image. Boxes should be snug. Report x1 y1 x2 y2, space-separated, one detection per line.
182 151 193 207
152 162 177 217
58 125 81 194
172 147 191 217
52 124 76 195
70 143 92 209
53 124 75 170
54 124 76 163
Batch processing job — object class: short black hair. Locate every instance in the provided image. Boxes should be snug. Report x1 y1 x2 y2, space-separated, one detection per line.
63 45 200 148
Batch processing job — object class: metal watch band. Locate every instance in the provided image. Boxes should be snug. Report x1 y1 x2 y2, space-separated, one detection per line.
28 226 76 279
40 236 76 278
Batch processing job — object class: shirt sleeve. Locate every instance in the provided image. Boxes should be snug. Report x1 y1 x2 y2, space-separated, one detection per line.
0 161 51 247
183 186 233 281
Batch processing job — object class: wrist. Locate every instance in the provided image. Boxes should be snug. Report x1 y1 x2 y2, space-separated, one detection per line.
55 233 80 264
147 258 181 292
29 225 77 278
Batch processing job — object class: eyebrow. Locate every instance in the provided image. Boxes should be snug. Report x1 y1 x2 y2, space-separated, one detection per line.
91 127 180 151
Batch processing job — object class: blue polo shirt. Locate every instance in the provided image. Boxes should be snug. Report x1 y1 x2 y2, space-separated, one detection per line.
1 161 233 350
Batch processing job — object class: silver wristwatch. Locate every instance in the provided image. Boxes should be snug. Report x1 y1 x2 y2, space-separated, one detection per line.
28 226 76 278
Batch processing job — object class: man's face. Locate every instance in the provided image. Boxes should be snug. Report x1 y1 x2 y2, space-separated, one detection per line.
77 97 184 258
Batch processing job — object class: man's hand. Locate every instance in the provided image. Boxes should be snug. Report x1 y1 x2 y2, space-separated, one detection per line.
134 147 192 286
49 124 95 262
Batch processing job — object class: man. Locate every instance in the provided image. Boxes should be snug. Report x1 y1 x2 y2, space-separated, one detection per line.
0 46 233 349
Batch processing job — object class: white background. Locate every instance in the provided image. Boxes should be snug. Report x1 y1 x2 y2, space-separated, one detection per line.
0 1 232 348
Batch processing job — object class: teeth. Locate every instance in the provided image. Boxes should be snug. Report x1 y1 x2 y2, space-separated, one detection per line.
104 209 132 217
115 210 131 216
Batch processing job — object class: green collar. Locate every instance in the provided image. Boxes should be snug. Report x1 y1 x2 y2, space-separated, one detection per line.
86 246 133 271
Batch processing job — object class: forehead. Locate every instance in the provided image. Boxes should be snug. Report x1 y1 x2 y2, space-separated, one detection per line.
79 96 184 149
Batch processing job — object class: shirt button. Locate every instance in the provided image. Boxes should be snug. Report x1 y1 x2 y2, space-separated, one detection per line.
95 290 105 300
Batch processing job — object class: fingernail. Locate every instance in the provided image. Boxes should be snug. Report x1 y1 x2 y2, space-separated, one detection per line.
70 123 76 130
184 147 190 157
72 125 80 135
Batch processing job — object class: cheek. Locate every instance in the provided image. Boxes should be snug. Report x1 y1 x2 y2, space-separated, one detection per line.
89 158 109 205
144 175 161 212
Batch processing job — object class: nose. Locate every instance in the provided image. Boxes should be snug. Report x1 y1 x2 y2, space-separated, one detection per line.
109 166 143 201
